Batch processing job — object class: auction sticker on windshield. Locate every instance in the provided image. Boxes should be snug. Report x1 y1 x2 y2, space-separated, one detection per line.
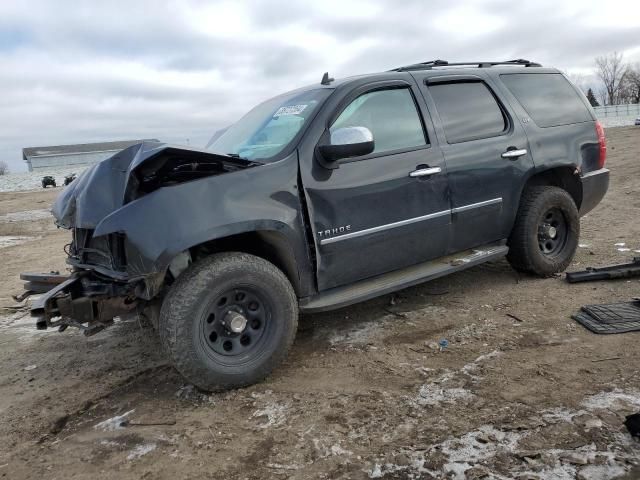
273 104 308 117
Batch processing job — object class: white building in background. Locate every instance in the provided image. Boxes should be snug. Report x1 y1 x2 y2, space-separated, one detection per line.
22 139 157 172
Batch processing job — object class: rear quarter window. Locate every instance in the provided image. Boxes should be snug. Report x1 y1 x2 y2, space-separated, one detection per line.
500 73 592 128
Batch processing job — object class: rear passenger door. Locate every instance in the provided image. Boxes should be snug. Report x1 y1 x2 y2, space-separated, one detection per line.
417 75 535 253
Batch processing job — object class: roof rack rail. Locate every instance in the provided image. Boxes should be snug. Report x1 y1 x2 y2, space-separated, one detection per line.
390 59 542 72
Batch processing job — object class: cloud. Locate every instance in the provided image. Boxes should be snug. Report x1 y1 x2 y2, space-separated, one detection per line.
0 0 639 171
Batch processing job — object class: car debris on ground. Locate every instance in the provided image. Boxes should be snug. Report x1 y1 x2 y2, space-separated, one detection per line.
566 257 640 283
572 299 640 334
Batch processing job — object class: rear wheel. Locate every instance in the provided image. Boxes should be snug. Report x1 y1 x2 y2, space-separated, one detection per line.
159 252 298 391
507 186 579 276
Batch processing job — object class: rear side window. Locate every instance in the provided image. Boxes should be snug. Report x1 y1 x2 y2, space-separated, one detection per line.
428 82 507 143
331 88 427 155
500 73 592 128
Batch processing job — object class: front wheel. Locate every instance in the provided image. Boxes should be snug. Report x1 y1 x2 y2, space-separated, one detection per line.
507 186 579 277
159 252 298 391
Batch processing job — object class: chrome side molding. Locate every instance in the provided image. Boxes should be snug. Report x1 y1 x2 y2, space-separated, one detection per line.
319 197 503 245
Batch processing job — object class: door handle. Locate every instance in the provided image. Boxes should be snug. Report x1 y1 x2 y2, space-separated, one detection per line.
501 148 527 159
409 166 442 178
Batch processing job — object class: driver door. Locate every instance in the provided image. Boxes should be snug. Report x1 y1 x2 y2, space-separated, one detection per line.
301 83 451 291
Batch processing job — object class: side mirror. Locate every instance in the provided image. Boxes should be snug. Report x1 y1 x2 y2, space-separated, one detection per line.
318 126 375 164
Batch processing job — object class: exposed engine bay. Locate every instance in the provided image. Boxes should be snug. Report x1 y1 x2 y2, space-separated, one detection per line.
127 147 261 199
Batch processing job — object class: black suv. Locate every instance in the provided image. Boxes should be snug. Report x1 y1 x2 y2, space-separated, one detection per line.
30 59 609 390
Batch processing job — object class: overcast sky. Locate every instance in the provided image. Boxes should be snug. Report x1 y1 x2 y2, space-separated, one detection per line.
1 0 639 171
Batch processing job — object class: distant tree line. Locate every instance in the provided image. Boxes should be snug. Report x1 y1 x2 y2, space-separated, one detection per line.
0 160 9 176
593 52 640 106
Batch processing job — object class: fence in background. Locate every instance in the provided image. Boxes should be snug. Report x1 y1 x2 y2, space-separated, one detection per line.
593 103 640 118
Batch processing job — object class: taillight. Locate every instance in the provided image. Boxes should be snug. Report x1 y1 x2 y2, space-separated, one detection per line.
595 121 607 169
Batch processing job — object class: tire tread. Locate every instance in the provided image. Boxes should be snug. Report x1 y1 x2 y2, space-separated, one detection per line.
159 252 298 391
507 186 579 277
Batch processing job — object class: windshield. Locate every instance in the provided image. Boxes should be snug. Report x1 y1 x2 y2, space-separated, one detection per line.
207 88 331 161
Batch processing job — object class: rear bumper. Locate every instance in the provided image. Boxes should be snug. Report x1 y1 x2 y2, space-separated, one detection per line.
579 168 609 216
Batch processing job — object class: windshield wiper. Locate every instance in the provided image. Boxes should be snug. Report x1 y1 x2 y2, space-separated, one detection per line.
224 153 250 161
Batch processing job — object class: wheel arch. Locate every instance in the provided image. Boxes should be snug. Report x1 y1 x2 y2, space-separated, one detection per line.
184 229 309 297
521 166 583 210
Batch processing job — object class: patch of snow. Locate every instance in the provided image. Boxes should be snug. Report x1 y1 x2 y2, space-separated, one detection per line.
578 243 591 248
0 311 54 342
369 426 524 480
330 444 352 456
520 464 577 480
461 349 502 376
174 384 212 402
526 444 628 480
415 384 475 406
312 438 353 458
368 462 419 479
369 464 383 478
99 439 122 448
576 464 626 480
618 248 631 252
581 389 640 411
378 390 640 480
413 350 502 407
541 407 587 424
23 364 37 371
327 321 385 346
0 209 51 223
265 463 302 471
437 426 524 477
251 403 288 428
614 242 626 247
0 236 35 248
127 442 156 460
94 410 135 432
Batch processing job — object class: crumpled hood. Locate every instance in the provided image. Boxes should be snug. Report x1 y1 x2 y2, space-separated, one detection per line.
52 141 257 229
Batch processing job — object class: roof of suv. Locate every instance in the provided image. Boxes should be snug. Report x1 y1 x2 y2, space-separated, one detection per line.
311 59 561 92
390 59 542 71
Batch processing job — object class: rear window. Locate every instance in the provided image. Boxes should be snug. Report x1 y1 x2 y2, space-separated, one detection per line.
429 82 507 144
500 73 592 128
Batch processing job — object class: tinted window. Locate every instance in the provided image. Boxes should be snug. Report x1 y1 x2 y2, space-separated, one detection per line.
429 82 507 143
500 73 592 128
331 88 426 155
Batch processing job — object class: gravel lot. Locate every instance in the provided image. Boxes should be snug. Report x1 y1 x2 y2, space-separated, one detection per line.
0 127 639 479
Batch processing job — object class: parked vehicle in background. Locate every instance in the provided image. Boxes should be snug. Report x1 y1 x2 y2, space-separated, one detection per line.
41 176 56 188
27 59 609 391
634 117 640 126
64 173 77 186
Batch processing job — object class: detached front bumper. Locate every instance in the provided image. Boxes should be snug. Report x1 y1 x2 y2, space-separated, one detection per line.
28 272 138 336
579 168 609 216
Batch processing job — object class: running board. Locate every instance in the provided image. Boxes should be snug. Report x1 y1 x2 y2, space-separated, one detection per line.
299 242 508 313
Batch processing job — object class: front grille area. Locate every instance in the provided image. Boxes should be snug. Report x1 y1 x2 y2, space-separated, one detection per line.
70 228 127 271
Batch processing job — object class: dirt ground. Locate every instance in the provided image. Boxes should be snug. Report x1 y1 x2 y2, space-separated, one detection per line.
1 127 639 480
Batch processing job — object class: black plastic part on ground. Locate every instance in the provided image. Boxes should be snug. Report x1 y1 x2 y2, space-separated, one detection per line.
566 257 640 283
625 413 640 438
573 300 640 334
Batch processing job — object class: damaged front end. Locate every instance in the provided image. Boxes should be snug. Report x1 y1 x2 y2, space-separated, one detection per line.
29 273 139 336
27 141 260 334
